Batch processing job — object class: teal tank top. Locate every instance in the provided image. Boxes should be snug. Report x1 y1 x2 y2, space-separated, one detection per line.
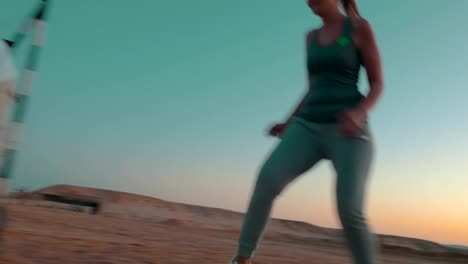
299 17 364 123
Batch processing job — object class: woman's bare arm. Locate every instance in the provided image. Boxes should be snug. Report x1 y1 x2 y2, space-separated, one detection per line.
354 19 384 114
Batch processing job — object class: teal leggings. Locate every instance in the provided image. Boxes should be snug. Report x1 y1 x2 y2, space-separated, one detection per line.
237 117 379 264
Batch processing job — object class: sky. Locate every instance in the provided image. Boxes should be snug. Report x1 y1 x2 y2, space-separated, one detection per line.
1 0 467 246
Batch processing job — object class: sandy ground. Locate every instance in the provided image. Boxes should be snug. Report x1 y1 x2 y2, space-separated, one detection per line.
1 201 467 264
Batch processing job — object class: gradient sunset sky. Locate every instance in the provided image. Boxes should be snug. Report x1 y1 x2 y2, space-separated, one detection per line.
1 0 467 246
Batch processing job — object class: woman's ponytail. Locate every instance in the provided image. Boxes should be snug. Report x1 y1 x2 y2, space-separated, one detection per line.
341 0 361 17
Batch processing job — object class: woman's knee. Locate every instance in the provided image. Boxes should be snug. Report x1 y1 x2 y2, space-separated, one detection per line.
337 203 367 229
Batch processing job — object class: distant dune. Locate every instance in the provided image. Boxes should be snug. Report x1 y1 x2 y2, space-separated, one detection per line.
8 184 467 262
29 185 467 256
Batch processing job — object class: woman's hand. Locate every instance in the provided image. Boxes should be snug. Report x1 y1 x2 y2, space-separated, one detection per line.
337 107 367 136
267 122 289 138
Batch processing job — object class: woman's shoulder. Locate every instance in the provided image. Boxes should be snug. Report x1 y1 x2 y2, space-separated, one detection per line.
348 17 377 48
349 17 373 35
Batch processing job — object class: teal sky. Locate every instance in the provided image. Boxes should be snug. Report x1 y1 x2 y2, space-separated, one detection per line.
2 0 468 245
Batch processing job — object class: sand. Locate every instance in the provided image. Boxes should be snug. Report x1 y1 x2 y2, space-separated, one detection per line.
1 185 467 264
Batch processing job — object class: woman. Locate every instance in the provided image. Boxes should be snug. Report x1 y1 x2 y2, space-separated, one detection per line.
229 0 384 263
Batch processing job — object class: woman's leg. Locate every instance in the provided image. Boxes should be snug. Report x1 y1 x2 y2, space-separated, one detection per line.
237 118 324 259
328 123 379 264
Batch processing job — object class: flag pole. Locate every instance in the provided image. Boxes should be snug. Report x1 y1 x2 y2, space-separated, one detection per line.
0 0 52 254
